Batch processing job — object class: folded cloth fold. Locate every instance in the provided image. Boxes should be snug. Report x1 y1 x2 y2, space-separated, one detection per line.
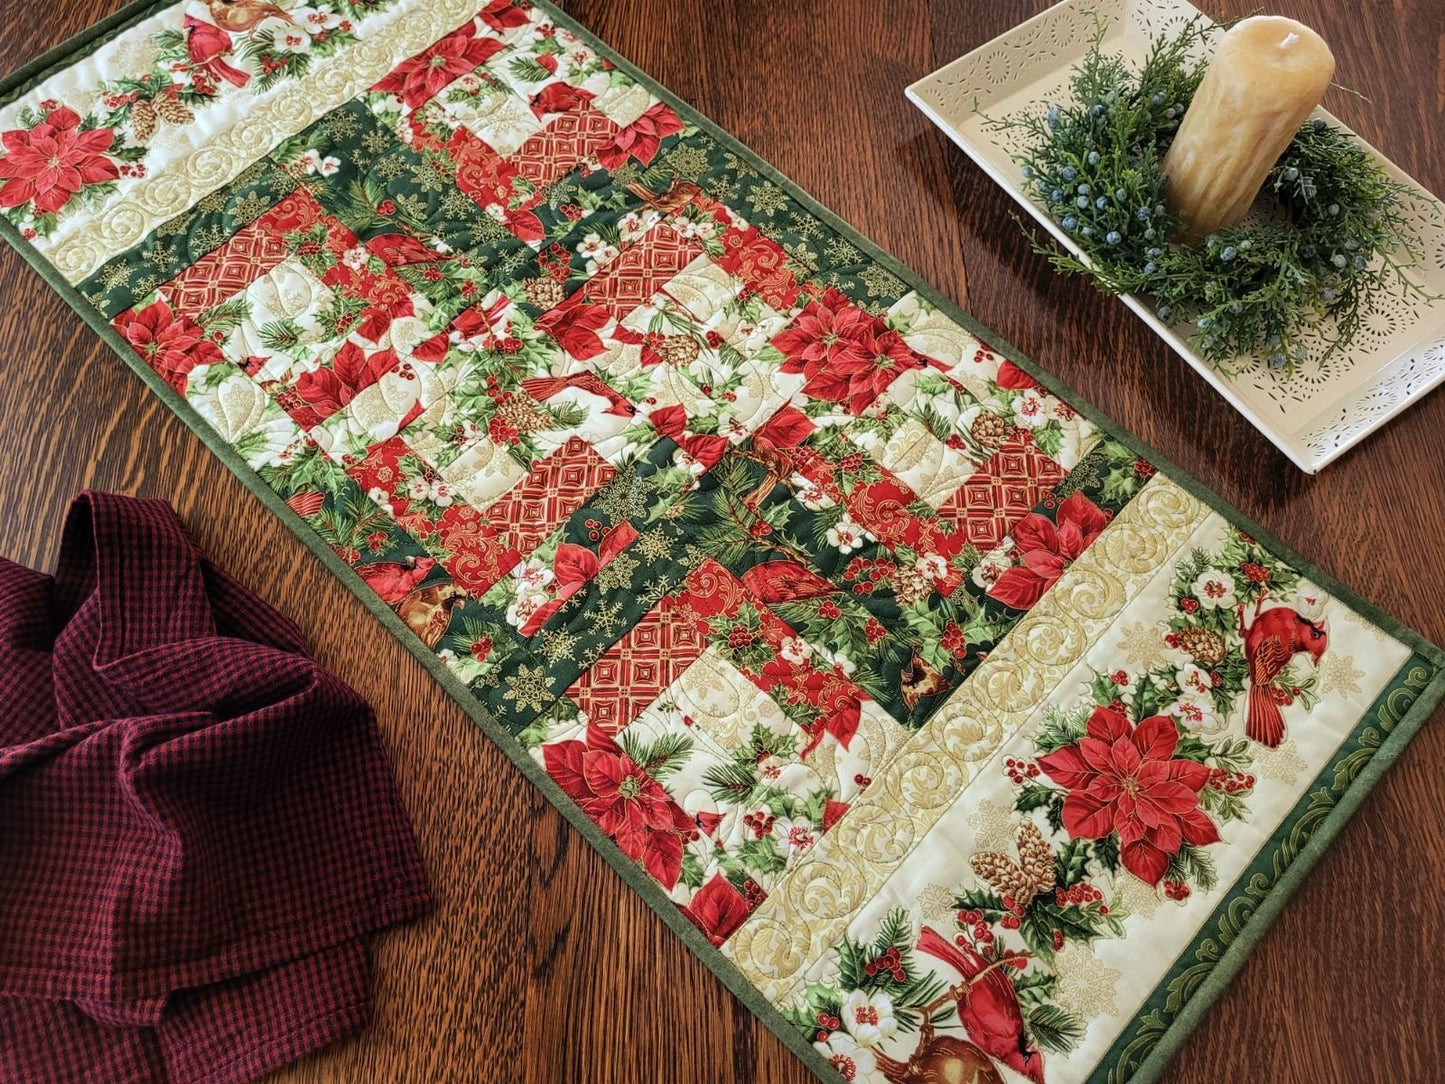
0 492 432 1082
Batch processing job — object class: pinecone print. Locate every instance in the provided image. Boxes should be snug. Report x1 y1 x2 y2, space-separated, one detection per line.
658 334 700 367
522 277 565 310
969 410 1014 450
495 394 551 432
1175 626 1226 668
893 566 932 606
152 93 194 126
130 98 157 142
970 851 1035 904
970 820 1055 902
1016 821 1055 894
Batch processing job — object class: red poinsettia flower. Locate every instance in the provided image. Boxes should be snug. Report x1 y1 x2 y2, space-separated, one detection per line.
115 298 223 393
799 325 926 415
0 106 119 216
373 25 506 109
1038 706 1219 885
596 102 684 170
682 874 753 946
772 287 875 378
293 340 400 419
987 491 1108 610
544 727 696 889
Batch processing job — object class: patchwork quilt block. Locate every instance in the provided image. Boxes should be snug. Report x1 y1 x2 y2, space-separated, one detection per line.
2 3 1442 1083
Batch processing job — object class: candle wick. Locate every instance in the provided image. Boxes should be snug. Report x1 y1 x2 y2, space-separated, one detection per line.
1280 31 1300 48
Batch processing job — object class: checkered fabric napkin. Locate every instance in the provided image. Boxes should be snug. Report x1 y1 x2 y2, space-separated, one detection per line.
0 492 431 1083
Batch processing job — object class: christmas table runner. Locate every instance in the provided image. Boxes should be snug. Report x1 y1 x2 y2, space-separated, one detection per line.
1 3 1441 1082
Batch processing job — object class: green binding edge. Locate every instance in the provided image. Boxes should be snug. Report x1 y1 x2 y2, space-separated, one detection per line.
1 2 1442 1081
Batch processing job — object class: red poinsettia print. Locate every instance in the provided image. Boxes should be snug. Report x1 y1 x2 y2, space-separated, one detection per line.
0 106 119 216
595 102 684 170
773 288 925 414
373 23 506 109
292 340 401 421
114 298 223 393
1038 706 1220 885
682 873 754 946
543 726 697 889
988 491 1108 610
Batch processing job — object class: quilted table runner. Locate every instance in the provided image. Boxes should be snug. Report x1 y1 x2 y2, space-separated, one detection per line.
2 3 1442 1082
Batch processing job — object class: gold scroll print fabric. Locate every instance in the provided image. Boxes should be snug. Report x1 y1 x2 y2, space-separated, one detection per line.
0 3 1437 1083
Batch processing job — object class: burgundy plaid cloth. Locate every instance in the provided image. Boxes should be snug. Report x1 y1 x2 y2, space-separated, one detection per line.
0 492 431 1082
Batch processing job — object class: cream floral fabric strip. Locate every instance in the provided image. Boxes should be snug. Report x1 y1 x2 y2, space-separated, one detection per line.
722 475 1211 1000
770 508 1408 1083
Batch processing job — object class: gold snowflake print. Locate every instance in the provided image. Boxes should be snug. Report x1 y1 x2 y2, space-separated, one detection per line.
320 109 361 140
1053 942 1121 1018
1116 872 1162 921
858 263 904 299
593 469 649 522
503 663 552 714
825 236 863 266
662 144 709 181
964 798 1015 853
916 883 957 923
232 190 276 226
98 263 135 290
540 627 580 665
1118 620 1171 670
362 128 392 154
1253 739 1306 785
594 552 639 592
1319 652 1364 696
410 160 448 193
635 526 673 562
374 154 407 181
746 180 789 217
586 599 625 636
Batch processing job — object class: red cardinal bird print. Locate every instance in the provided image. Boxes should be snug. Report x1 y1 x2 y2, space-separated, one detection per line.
521 373 636 417
356 555 435 605
1239 599 1329 747
916 926 1045 1084
183 17 251 89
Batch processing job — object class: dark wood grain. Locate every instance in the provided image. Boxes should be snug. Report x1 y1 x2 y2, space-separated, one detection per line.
2 2 1442 1082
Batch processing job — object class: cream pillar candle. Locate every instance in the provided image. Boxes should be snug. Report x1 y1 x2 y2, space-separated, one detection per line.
1162 15 1335 241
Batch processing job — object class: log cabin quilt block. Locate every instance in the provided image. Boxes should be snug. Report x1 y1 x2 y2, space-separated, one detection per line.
2 3 1442 1083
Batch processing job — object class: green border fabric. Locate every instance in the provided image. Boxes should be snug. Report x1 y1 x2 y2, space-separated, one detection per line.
2 4 1442 1083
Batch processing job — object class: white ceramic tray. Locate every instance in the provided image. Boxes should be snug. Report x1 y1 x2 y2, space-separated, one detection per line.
905 0 1445 472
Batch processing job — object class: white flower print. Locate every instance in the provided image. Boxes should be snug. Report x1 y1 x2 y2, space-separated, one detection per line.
1175 662 1214 699
914 552 948 582
826 513 871 554
774 816 818 854
299 149 340 176
839 989 896 1047
816 1031 876 1082
779 636 812 665
1191 570 1237 610
1171 694 1224 736
367 486 394 516
1011 388 1047 428
791 472 835 511
341 245 369 271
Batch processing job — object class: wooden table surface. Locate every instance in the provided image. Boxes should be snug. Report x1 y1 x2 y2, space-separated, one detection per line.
2 1 1442 1081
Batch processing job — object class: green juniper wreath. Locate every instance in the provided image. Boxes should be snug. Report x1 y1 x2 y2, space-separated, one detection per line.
993 19 1424 372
